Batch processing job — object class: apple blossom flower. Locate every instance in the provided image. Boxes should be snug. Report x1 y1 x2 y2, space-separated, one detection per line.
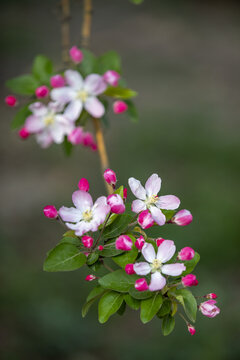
98 245 104 251
82 235 93 248
18 127 30 139
59 190 110 236
178 247 195 261
135 278 149 291
35 85 49 98
181 274 198 287
156 238 165 247
187 324 196 335
51 70 107 120
103 70 120 87
43 205 58 219
138 210 154 229
199 300 220 318
134 240 186 291
85 274 97 281
125 263 135 275
69 46 83 63
128 174 180 226
103 169 117 188
113 100 128 114
78 178 89 192
204 293 218 300
68 127 84 145
115 235 132 251
135 236 145 250
24 102 74 148
107 194 125 214
5 95 17 107
171 209 193 226
50 74 65 88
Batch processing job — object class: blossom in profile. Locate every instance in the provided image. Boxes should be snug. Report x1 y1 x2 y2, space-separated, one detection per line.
133 240 186 291
59 190 110 236
171 209 193 226
43 205 58 219
199 300 220 318
182 274 198 287
128 173 180 226
187 324 196 335
103 168 117 188
178 247 195 261
69 46 83 64
107 194 125 214
115 235 132 251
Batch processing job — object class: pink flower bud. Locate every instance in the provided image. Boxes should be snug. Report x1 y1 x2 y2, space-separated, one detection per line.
98 245 104 251
182 274 198 287
18 127 30 139
69 46 83 64
68 127 83 145
5 95 17 107
199 300 220 318
135 278 149 292
82 236 94 248
107 194 125 214
113 100 128 114
204 293 218 300
35 85 49 98
123 188 127 201
138 210 154 229
187 324 196 336
43 205 58 219
125 263 135 275
82 132 95 147
115 235 132 251
172 209 193 226
78 178 89 192
85 274 97 282
135 236 145 250
103 168 117 188
178 247 195 261
103 70 120 87
90 142 98 151
156 238 165 247
50 74 65 88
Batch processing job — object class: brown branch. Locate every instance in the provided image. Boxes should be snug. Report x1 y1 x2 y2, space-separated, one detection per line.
60 0 71 65
81 0 93 48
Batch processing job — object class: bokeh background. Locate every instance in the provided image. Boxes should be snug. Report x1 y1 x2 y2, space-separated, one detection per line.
1 0 240 359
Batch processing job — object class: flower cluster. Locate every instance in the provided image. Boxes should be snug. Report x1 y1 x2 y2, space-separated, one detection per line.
43 172 220 336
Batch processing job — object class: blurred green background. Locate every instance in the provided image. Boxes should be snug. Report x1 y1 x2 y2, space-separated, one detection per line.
1 0 240 359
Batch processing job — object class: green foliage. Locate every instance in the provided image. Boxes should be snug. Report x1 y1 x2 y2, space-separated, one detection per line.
103 212 133 239
173 288 197 323
157 298 172 318
98 269 138 293
181 252 200 276
43 243 87 272
98 291 124 323
129 286 154 300
78 49 96 76
130 0 144 4
140 292 163 323
98 242 124 257
60 236 82 247
86 252 99 266
82 286 106 318
124 294 140 310
11 104 31 129
95 51 121 74
63 136 73 156
161 209 176 222
161 314 175 336
125 100 139 122
117 301 126 316
32 55 53 83
6 74 39 95
104 86 137 99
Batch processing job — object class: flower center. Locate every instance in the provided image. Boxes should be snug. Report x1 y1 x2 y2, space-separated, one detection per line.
44 115 55 126
151 259 162 272
76 90 88 102
145 195 158 207
82 209 93 222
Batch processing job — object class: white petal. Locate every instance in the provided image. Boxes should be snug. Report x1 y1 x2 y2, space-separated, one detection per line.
92 196 111 225
49 123 66 144
48 101 64 113
157 195 180 210
25 115 44 133
133 262 151 275
131 199 146 213
64 100 83 121
65 70 83 90
58 206 82 222
161 263 186 276
35 131 53 148
72 190 93 211
149 272 166 291
145 173 161 197
84 96 105 118
65 221 91 236
84 74 107 95
157 240 176 263
149 206 166 226
128 177 146 200
142 243 156 263
51 87 76 104
29 102 48 116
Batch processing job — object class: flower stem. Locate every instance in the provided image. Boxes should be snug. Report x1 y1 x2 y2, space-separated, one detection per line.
93 212 111 250
60 0 71 65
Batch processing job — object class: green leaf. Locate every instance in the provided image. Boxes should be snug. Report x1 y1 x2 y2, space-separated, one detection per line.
11 104 31 130
63 136 73 156
124 294 140 310
98 291 124 323
95 51 121 74
174 288 197 322
130 0 144 4
112 235 138 268
162 314 175 336
103 212 133 240
87 285 106 302
32 55 53 83
117 301 126 316
98 242 124 257
129 286 154 300
99 269 138 293
82 286 106 318
157 298 172 318
86 252 99 266
60 236 82 246
78 49 96 76
43 243 87 272
181 252 200 276
6 75 39 95
140 292 163 323
63 230 78 238
104 86 137 99
125 100 138 122
161 209 176 222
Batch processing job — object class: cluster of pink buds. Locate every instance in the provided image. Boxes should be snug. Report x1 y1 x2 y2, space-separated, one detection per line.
68 127 97 151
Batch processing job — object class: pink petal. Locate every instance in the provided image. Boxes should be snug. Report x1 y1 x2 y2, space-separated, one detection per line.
64 100 83 121
128 177 146 200
149 206 166 226
131 199 146 213
25 115 44 133
161 263 186 276
36 131 53 148
65 70 83 89
72 190 93 211
92 196 111 224
133 262 151 275
145 173 161 197
84 96 105 118
29 102 48 116
157 240 176 263
59 206 82 222
149 272 166 291
142 243 156 263
84 74 107 95
51 87 75 105
157 195 180 210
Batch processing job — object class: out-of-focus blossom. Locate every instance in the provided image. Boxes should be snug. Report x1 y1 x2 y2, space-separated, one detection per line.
69 46 83 64
50 74 66 88
113 100 128 114
103 70 120 87
35 85 49 98
5 95 17 107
